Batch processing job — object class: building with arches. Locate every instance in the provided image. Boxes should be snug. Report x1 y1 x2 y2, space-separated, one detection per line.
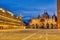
29 11 57 29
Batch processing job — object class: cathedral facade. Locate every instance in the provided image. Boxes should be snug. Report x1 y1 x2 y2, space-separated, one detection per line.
0 8 25 29
29 11 57 29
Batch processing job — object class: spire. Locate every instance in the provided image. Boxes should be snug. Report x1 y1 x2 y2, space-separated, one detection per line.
16 13 23 20
52 13 57 18
44 10 48 15
52 13 57 22
44 10 47 13
42 10 49 18
37 15 40 18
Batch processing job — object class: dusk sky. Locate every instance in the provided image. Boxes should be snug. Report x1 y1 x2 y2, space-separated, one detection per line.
0 0 57 22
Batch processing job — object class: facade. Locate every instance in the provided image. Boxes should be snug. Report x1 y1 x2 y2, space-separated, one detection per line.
29 11 57 29
0 8 25 29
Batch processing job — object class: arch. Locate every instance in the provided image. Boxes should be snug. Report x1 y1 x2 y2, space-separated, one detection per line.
46 23 49 29
51 23 53 29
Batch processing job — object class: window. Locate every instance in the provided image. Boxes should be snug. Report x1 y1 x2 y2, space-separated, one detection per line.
40 19 45 22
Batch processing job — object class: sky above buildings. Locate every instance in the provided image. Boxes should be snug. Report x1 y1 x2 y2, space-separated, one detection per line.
0 0 57 22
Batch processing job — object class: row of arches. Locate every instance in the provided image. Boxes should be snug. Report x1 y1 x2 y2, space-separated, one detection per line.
30 23 57 29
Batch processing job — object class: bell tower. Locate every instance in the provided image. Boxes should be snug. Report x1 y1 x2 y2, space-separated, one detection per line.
58 0 60 29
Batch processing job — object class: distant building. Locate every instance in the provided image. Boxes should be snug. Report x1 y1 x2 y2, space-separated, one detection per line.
0 8 26 29
29 11 57 29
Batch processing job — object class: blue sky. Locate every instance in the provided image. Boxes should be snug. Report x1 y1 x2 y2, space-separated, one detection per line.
0 0 57 22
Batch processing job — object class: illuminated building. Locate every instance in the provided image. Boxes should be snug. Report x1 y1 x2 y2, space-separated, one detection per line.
0 8 25 29
29 11 57 29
